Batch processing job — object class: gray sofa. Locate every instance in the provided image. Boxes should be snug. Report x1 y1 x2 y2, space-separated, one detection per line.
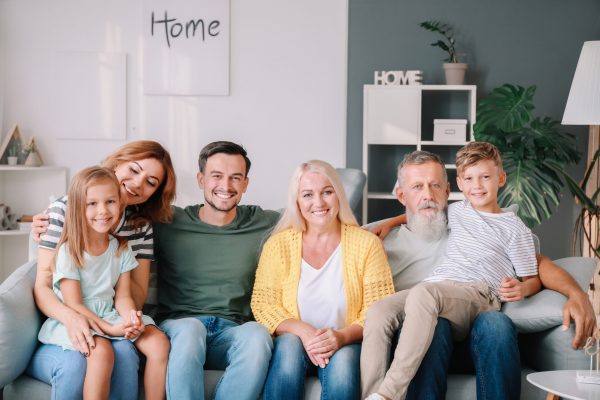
1 257 597 399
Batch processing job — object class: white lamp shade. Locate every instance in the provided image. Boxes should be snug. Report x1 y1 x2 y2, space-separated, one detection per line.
562 41 600 125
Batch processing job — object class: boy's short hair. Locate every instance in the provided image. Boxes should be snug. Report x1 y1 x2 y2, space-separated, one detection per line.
455 141 503 176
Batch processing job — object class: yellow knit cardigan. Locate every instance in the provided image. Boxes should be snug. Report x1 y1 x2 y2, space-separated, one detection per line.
251 224 394 334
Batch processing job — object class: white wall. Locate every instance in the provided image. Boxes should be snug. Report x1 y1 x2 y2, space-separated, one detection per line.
0 0 348 210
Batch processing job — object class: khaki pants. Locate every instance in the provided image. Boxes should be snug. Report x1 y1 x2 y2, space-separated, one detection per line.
360 280 501 400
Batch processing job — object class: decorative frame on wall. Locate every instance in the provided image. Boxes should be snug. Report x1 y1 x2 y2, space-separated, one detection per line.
142 0 230 96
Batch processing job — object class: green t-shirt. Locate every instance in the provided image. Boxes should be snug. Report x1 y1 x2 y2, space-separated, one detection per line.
154 204 280 323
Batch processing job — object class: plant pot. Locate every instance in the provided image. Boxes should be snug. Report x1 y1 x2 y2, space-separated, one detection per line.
7 156 18 166
443 63 468 85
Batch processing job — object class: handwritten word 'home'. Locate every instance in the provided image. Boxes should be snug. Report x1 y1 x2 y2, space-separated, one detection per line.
151 11 220 48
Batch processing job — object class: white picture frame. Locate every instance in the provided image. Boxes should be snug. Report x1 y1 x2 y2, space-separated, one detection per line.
142 0 230 96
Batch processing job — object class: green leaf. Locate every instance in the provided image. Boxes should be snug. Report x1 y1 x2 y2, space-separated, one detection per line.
476 84 536 132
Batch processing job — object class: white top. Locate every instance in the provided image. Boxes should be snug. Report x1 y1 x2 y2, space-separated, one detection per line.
382 225 448 291
425 200 538 296
297 244 346 329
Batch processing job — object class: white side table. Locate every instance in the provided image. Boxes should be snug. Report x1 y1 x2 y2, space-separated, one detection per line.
527 370 600 400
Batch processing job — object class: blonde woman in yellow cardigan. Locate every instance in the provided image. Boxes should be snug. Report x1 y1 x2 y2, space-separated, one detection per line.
251 160 394 400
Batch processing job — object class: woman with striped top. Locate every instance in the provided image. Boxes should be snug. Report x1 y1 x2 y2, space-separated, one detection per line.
26 140 176 400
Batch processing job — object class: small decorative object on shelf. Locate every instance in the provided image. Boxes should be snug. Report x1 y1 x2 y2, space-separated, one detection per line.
0 124 24 165
374 70 423 86
0 204 19 231
420 20 467 85
7 145 19 166
23 136 44 167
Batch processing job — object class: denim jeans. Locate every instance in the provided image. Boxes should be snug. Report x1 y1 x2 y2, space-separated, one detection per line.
25 340 139 400
159 316 273 400
412 311 520 400
407 319 453 400
264 333 360 400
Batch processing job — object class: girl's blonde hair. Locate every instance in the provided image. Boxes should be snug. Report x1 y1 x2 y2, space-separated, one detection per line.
272 160 358 235
101 140 176 227
56 167 127 268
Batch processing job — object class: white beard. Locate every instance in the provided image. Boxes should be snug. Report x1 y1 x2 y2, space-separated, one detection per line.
406 202 448 241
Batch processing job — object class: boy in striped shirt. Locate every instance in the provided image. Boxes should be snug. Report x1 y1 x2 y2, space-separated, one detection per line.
364 142 541 400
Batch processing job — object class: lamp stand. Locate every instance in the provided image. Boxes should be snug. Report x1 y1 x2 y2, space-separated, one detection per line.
583 125 600 258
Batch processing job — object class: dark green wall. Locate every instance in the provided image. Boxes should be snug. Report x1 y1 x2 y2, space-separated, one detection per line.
347 0 600 258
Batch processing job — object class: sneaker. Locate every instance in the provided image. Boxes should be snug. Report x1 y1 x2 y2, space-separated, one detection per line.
365 394 386 400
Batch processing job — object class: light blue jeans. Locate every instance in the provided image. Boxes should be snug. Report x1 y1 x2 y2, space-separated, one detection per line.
264 333 361 400
25 341 139 400
159 316 273 400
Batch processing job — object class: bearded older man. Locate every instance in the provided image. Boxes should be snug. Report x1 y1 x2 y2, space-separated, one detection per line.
361 150 595 400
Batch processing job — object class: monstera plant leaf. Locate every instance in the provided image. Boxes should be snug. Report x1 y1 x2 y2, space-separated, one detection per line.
476 84 536 133
474 84 581 227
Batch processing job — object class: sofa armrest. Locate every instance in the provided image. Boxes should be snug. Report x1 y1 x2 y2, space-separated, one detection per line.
0 260 43 387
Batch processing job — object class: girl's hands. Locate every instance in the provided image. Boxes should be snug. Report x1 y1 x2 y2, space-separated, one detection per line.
124 310 146 339
31 212 50 242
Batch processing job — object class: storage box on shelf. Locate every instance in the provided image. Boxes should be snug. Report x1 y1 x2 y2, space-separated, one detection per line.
0 166 67 281
362 84 476 224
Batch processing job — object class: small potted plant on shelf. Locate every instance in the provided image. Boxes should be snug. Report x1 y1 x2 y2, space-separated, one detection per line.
7 145 18 166
420 20 467 85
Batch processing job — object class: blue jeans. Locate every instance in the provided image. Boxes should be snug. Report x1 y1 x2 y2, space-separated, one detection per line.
159 316 273 400
411 312 520 400
406 319 453 400
264 334 360 400
25 340 139 400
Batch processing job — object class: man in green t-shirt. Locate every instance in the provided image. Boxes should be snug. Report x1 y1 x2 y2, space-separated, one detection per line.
154 141 280 400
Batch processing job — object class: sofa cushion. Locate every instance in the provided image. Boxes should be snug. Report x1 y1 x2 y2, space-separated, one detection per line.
502 257 597 333
0 260 43 387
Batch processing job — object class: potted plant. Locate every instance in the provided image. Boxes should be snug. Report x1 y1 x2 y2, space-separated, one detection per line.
420 20 467 85
7 145 18 166
474 83 581 227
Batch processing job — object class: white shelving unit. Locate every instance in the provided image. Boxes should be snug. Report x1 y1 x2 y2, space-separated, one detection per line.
0 166 68 281
362 84 476 224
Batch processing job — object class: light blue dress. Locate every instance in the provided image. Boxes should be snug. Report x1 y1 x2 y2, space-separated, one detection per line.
38 236 155 350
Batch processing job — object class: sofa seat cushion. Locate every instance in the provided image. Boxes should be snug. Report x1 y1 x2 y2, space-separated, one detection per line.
0 260 42 387
502 257 597 333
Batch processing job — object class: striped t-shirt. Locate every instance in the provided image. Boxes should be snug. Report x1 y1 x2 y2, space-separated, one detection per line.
38 195 154 260
424 200 537 296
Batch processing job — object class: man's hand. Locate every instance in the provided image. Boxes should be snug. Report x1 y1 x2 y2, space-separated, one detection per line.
562 290 596 349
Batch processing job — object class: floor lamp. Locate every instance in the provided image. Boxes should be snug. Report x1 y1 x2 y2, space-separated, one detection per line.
562 40 600 259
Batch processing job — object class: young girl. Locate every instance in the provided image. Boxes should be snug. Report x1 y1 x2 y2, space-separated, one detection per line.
37 166 170 400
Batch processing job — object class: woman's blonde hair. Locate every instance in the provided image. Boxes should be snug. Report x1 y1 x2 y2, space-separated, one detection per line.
101 140 176 227
57 167 128 268
272 160 358 235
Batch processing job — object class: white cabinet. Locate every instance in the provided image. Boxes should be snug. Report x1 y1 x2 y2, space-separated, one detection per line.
362 84 476 224
0 166 68 280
